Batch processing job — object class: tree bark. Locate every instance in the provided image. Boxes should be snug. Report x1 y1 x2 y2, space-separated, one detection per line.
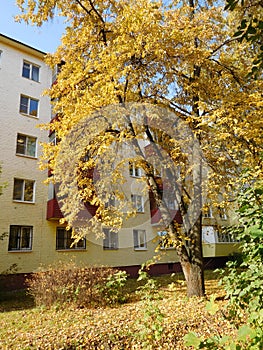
181 259 205 297
178 213 205 297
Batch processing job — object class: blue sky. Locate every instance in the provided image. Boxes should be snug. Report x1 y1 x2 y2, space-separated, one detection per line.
0 1 66 53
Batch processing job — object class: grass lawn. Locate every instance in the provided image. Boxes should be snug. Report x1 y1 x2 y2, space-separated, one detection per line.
0 270 236 349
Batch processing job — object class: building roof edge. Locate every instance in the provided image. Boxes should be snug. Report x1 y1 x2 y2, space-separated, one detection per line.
0 33 47 56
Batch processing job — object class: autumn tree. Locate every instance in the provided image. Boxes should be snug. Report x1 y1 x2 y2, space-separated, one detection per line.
225 0 263 76
16 0 263 297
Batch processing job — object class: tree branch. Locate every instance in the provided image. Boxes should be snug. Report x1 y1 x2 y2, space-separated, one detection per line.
75 0 93 15
210 58 242 84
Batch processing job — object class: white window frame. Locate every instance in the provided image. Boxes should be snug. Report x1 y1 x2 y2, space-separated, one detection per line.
166 198 177 210
16 133 37 158
158 230 175 249
8 225 33 251
151 159 162 177
131 194 144 213
49 131 57 145
203 207 213 218
52 62 65 84
19 94 39 117
133 229 147 250
51 98 59 119
22 60 40 82
13 178 35 203
129 162 142 177
103 228 118 250
56 228 86 250
219 208 227 220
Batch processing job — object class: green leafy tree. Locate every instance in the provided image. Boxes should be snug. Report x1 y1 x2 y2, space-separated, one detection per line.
185 179 263 348
222 180 263 319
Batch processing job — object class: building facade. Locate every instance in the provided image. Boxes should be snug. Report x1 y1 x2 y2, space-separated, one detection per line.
0 34 238 286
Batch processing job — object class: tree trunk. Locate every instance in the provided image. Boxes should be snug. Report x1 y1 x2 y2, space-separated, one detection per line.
177 213 205 297
181 259 205 297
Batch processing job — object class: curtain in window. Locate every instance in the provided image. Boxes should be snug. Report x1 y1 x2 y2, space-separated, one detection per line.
32 65 39 81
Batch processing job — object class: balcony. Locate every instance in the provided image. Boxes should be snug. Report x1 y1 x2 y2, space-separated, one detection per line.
46 198 63 220
151 208 182 225
46 197 98 221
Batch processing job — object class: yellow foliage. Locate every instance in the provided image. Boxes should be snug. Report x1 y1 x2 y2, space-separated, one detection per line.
15 1 263 293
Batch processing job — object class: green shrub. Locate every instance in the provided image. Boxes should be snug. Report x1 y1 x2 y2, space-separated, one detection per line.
184 181 263 349
134 269 165 348
27 262 128 308
97 270 128 305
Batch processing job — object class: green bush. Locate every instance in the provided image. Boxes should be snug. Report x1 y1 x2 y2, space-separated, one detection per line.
134 269 165 348
97 270 128 305
27 262 128 308
184 181 263 349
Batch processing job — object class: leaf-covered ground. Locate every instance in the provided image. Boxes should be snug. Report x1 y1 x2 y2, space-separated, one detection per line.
0 272 236 349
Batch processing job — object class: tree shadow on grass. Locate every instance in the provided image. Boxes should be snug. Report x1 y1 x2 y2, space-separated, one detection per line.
0 289 35 312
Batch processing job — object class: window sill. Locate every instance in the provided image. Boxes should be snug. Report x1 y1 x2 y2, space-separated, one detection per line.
13 200 35 204
22 76 40 83
20 112 39 119
16 153 37 160
56 249 86 252
134 248 148 251
103 248 119 250
8 250 32 253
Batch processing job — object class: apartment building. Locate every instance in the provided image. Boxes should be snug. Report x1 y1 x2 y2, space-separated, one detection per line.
0 34 238 287
0 34 54 276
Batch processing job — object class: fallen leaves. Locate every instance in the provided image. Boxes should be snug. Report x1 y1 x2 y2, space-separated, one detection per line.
0 274 237 349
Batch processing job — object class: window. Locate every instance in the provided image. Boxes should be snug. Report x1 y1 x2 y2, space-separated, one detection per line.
105 195 115 209
158 230 175 249
168 263 174 271
219 208 227 220
166 198 177 210
203 207 213 218
56 228 86 250
8 225 33 251
103 228 118 250
16 134 37 157
151 159 162 177
131 194 144 213
13 178 35 202
52 61 65 84
51 98 59 119
49 131 58 145
202 226 216 244
20 95 39 117
22 61 39 82
133 229 147 250
129 162 142 177
48 182 56 200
